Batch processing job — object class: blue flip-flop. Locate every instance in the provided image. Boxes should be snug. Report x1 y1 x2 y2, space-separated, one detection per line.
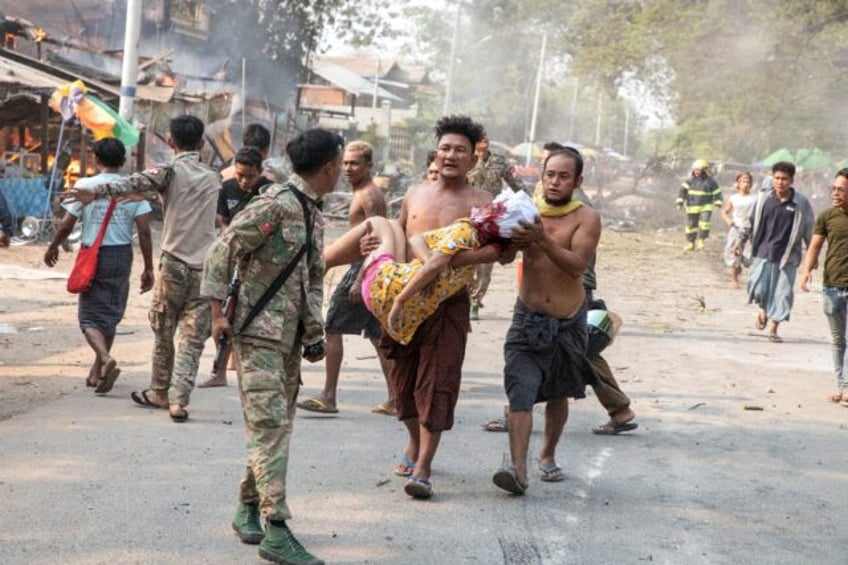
393 454 417 477
404 476 433 499
538 463 564 482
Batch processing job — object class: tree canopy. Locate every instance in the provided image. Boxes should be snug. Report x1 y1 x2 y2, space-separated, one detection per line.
396 0 848 163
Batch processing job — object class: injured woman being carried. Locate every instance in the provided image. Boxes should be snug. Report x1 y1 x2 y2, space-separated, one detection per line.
324 190 538 344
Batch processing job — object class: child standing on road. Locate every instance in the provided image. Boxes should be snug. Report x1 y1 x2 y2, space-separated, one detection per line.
722 171 756 288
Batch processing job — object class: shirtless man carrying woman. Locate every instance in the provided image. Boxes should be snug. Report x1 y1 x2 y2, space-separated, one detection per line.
492 148 602 494
331 115 508 499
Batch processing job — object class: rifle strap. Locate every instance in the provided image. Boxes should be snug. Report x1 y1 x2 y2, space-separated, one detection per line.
236 184 313 335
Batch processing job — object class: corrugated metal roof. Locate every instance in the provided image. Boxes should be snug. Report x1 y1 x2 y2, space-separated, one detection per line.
311 60 403 102
0 49 120 98
320 56 397 79
0 50 174 103
0 53 68 90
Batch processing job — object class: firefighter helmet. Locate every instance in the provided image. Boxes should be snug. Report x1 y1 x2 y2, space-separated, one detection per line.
691 159 708 171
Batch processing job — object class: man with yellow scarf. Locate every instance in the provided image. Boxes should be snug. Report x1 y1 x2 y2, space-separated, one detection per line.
484 143 638 437
492 147 602 494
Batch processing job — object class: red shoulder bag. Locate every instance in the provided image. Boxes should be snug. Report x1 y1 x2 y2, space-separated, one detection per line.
67 198 118 294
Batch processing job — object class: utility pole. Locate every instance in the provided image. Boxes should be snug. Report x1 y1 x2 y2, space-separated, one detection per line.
241 58 247 138
526 32 547 167
442 2 462 116
119 0 142 121
594 90 603 147
372 58 381 111
569 77 579 141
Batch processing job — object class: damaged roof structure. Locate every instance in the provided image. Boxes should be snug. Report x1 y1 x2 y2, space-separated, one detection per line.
300 55 433 164
1 2 435 179
0 2 310 170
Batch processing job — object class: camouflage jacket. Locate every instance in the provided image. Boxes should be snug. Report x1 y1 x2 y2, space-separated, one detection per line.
201 174 325 352
467 151 523 195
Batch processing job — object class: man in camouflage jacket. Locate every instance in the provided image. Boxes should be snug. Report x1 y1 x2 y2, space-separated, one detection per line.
66 115 220 421
466 133 524 319
201 129 342 565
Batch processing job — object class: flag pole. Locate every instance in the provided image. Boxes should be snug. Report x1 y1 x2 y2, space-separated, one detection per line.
37 117 67 236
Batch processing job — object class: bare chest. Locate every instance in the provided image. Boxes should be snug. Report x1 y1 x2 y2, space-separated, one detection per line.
407 191 472 235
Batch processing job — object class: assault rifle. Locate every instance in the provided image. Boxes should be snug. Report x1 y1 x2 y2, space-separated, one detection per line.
210 264 240 378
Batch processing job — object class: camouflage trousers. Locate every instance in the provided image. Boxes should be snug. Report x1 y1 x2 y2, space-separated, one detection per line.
233 336 302 521
470 262 494 308
149 252 211 406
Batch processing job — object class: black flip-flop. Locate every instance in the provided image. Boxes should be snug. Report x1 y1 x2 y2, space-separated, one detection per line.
592 420 638 435
95 366 121 394
492 467 527 495
130 389 167 409
170 408 189 423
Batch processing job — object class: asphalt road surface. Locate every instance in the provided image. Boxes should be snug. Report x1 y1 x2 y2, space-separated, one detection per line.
2 230 847 564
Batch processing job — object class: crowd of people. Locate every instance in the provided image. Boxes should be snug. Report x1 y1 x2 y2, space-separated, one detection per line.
678 158 848 404
16 111 840 564
48 113 629 564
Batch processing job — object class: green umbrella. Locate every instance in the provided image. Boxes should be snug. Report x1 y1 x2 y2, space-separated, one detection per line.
762 148 795 167
795 147 832 171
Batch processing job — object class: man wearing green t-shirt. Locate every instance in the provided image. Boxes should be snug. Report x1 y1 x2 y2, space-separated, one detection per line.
800 167 848 406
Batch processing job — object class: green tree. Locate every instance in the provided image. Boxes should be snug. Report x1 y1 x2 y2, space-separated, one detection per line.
400 1 848 164
563 0 848 162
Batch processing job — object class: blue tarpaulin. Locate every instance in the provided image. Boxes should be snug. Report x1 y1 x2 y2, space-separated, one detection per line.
0 177 50 218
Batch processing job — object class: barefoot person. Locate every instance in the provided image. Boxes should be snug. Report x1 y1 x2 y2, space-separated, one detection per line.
492 147 601 495
297 141 394 415
368 115 509 499
44 138 154 393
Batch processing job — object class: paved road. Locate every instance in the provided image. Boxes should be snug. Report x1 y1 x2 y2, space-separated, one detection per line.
2 233 848 564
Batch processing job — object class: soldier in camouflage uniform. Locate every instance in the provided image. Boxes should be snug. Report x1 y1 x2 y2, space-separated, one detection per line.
466 133 524 320
67 115 220 422
201 129 342 565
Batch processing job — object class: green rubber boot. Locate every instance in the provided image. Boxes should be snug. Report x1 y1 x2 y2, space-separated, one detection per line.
231 501 264 545
258 520 324 565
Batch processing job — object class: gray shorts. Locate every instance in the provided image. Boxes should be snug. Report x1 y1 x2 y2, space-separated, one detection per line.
503 299 593 411
325 262 382 339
